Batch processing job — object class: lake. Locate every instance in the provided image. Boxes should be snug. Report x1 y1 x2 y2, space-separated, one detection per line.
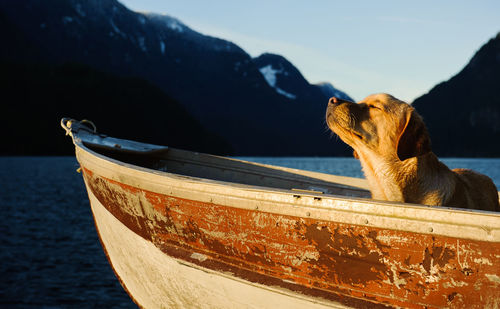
1 156 499 308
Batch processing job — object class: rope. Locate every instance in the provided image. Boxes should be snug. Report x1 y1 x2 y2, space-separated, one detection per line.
60 118 73 136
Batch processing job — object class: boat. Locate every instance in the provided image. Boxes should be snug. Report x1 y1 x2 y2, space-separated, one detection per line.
61 118 500 309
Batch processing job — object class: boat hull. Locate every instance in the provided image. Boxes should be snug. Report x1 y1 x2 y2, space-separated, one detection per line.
88 184 347 308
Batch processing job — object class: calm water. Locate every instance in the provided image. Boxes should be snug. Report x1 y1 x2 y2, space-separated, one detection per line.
1 157 499 308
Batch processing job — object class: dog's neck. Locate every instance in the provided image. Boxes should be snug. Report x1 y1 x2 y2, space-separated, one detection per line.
357 151 403 201
357 151 454 205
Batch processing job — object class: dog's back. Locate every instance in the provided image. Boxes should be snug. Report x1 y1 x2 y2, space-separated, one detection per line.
448 169 500 212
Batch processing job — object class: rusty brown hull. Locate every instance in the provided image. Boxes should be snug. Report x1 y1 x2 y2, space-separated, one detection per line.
62 119 500 308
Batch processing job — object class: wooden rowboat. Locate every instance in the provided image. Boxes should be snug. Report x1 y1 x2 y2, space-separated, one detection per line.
61 118 500 308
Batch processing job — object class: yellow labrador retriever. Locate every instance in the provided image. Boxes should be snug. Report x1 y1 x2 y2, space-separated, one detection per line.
326 93 499 211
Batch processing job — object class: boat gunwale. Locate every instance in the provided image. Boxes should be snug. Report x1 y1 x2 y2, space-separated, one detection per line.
70 130 500 243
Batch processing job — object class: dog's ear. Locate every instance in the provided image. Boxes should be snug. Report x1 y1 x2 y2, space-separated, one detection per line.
396 108 431 161
353 150 359 159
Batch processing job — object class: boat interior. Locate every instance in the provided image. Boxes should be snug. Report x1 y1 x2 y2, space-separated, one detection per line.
82 139 370 199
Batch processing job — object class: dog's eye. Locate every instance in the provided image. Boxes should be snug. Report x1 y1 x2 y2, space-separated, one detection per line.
360 102 381 110
367 104 381 110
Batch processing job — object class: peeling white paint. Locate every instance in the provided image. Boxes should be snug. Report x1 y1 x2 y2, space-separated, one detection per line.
485 274 500 285
291 250 320 266
190 252 208 262
473 257 493 266
443 278 469 288
389 264 407 289
376 234 410 244
252 212 270 229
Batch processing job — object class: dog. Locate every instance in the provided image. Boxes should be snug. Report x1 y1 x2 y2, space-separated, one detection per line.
326 93 499 211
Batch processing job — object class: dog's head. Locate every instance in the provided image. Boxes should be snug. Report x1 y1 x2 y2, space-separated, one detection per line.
326 93 431 161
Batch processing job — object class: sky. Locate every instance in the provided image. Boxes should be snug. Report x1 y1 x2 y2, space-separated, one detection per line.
119 0 499 102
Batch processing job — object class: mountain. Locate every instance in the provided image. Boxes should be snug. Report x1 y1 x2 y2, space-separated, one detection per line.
412 33 500 157
253 53 353 102
0 0 354 156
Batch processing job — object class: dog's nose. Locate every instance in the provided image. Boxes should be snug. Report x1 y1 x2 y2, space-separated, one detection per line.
329 97 353 105
329 97 344 105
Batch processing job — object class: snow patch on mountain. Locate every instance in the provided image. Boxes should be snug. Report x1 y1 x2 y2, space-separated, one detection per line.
62 16 74 24
142 13 246 55
259 65 278 87
145 13 185 33
276 88 296 99
259 65 296 99
75 4 86 17
160 41 166 54
110 19 125 38
168 20 184 32
138 36 147 52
